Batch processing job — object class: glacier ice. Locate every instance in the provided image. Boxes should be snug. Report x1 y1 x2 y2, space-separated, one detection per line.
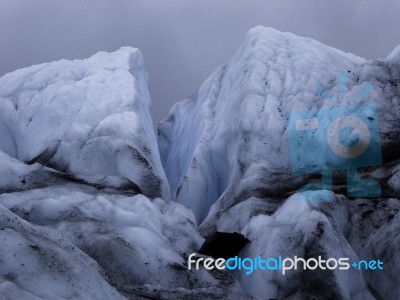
0 202 125 299
217 193 374 299
0 184 256 299
1 25 400 300
158 26 400 226
0 186 199 291
0 47 256 299
0 47 169 199
159 26 400 299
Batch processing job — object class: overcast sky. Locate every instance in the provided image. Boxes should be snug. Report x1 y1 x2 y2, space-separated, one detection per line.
1 0 400 123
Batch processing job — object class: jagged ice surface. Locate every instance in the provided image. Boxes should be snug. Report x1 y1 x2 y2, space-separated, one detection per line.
0 47 169 199
0 47 256 300
159 26 400 299
1 26 400 300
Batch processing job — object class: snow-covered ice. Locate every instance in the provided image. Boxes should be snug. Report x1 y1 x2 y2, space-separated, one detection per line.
0 184 257 299
0 26 400 299
0 202 125 299
0 46 255 299
159 26 400 299
158 26 400 225
0 47 169 199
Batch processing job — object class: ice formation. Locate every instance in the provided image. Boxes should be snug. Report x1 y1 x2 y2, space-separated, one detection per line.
0 26 400 299
0 47 169 199
159 27 400 299
158 27 400 225
0 48 254 299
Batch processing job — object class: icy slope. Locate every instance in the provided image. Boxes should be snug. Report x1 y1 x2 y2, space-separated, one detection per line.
0 184 256 300
0 202 125 300
158 26 400 299
158 26 400 224
0 47 169 199
0 49 255 300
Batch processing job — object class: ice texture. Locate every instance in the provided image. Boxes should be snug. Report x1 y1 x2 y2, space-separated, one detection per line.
0 202 125 299
0 184 257 299
1 26 400 300
158 26 400 224
0 187 201 286
0 47 255 299
159 26 400 299
0 47 169 199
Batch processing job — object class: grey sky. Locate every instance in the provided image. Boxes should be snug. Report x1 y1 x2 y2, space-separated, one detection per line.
1 0 400 124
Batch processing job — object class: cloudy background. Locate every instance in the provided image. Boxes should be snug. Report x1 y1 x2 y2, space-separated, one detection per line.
1 0 400 124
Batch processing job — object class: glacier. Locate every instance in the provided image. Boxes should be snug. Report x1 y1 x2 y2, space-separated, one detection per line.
0 47 255 299
159 27 400 299
0 47 169 199
0 184 254 299
158 26 400 225
0 26 400 299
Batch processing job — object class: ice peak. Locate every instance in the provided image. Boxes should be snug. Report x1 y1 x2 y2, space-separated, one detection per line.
158 27 400 225
0 47 168 199
387 44 400 64
88 46 145 72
